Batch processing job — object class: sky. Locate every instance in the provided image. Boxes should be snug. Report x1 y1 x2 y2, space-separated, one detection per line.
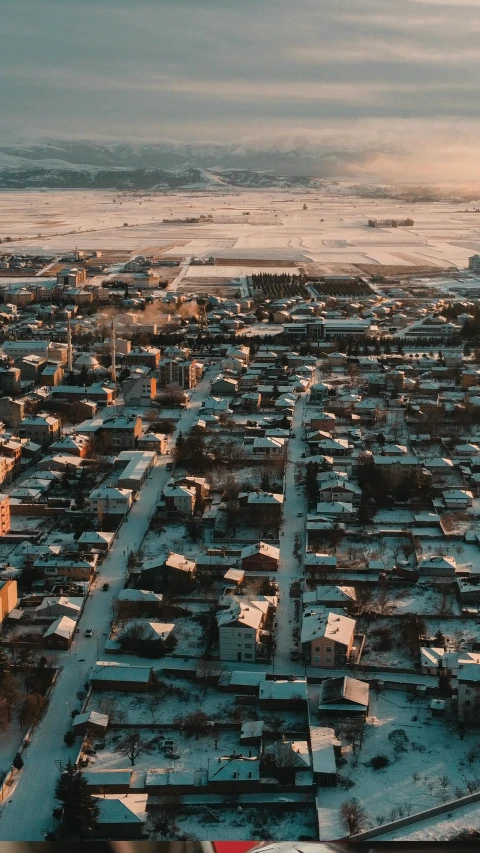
2 0 480 180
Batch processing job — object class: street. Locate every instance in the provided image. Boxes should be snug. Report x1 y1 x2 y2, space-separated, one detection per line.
0 366 215 840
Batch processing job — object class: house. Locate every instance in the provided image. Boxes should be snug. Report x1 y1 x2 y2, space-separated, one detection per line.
303 585 356 612
19 414 61 447
262 736 311 784
318 676 369 718
0 493 10 535
314 502 354 521
122 375 157 406
442 489 473 509
176 475 210 503
211 375 239 395
218 598 274 662
0 579 17 624
34 555 97 582
163 484 196 516
258 678 308 709
117 589 164 616
251 436 286 457
90 662 154 692
304 553 338 574
92 797 146 840
457 577 480 603
420 648 480 676
72 710 109 737
417 554 458 577
207 757 260 793
43 615 77 650
77 531 115 553
99 415 143 451
125 346 161 369
301 609 356 667
317 480 361 506
240 542 280 572
89 487 133 520
310 726 341 787
34 596 83 621
138 552 196 594
116 451 155 491
50 434 90 457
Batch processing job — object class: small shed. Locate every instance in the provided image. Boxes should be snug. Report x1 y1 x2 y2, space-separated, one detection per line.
72 710 109 737
310 726 341 786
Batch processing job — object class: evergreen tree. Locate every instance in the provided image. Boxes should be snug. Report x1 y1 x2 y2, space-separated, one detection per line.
55 760 99 837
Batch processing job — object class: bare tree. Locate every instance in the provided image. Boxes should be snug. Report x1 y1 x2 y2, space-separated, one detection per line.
340 798 368 835
116 732 151 766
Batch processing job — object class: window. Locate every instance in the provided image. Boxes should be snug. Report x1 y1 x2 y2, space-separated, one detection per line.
326 646 332 653
326 657 332 663
245 653 253 659
314 656 320 664
314 646 320 652
244 644 252 649
245 633 250 638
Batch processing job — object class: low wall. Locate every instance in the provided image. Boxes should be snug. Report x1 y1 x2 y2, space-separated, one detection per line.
351 789 480 841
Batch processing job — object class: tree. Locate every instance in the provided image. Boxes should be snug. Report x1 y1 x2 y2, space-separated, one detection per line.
19 693 44 729
116 731 151 766
56 760 99 837
64 730 76 746
340 798 368 835
388 728 409 759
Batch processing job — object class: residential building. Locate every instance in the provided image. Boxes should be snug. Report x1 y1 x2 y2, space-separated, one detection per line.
301 609 356 667
218 598 273 662
0 578 17 624
318 677 370 717
19 414 61 447
0 493 10 535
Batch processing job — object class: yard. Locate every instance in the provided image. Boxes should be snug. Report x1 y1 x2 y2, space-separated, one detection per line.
318 690 480 839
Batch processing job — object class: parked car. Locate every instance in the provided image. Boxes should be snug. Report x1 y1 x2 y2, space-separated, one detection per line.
102 583 110 591
85 628 93 637
165 462 173 470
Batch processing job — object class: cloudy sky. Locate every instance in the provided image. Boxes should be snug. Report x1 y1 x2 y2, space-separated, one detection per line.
2 0 480 179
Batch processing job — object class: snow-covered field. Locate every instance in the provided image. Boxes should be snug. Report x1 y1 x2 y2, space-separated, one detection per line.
317 690 480 839
0 189 477 272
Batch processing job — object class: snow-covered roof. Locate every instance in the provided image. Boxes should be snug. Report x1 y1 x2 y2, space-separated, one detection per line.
259 679 308 703
309 726 340 775
95 797 144 825
43 615 76 640
241 542 280 561
301 609 356 646
90 662 153 684
318 676 369 709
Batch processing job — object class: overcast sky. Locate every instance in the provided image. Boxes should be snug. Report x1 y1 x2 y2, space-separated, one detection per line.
2 0 479 178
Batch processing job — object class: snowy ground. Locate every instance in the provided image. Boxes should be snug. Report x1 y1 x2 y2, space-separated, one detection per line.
1 189 477 273
317 690 480 839
157 806 317 842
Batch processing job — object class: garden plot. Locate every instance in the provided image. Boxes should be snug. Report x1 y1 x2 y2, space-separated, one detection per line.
140 524 201 563
88 681 241 726
156 806 317 842
359 618 418 669
391 586 459 617
86 728 255 773
318 690 480 839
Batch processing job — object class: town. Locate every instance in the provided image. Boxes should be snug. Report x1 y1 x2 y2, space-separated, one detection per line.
1 189 480 843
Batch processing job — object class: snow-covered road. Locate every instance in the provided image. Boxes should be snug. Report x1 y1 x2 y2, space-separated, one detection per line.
0 367 214 840
273 394 307 672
